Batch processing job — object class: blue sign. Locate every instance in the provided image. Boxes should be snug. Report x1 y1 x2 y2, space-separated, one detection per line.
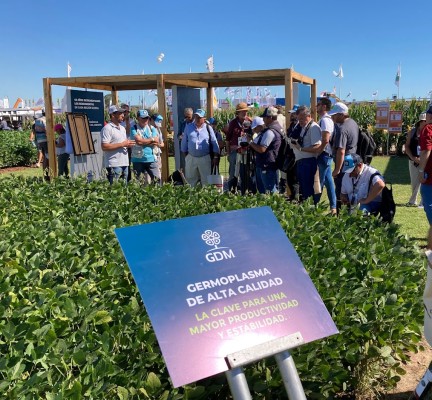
115 207 338 387
70 89 104 132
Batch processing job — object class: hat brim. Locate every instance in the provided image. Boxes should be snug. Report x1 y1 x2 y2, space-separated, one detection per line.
343 166 355 174
236 107 249 112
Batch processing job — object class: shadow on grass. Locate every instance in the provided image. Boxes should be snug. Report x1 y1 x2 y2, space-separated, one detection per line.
382 156 411 185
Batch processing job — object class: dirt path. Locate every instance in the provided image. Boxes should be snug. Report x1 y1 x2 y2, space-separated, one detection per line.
384 338 432 399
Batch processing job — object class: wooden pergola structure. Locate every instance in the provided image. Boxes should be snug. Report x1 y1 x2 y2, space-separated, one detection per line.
43 68 316 180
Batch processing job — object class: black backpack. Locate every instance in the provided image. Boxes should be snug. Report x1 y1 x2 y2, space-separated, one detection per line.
357 128 377 165
368 172 396 223
275 133 293 172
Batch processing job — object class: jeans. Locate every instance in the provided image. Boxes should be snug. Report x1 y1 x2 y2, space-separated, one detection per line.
359 200 381 215
106 166 128 185
228 149 238 190
256 168 278 194
317 153 337 210
57 153 69 177
296 157 318 202
133 161 160 184
421 184 432 224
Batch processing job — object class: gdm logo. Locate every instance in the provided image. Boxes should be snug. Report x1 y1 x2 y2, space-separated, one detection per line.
201 230 235 263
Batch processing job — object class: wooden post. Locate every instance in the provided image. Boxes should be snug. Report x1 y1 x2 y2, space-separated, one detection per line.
43 78 57 178
157 74 169 182
285 69 293 124
311 79 317 121
207 85 213 117
111 90 118 106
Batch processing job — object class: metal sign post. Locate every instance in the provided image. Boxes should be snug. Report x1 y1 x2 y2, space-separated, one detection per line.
225 333 306 400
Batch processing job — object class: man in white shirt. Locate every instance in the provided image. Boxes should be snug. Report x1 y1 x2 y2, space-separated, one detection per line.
101 105 135 184
341 154 385 214
316 97 337 214
289 106 321 202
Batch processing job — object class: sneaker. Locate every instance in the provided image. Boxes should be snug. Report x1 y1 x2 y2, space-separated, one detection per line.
35 162 40 168
406 202 417 207
418 205 424 209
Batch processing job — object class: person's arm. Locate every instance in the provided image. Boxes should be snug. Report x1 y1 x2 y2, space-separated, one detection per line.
332 147 345 177
341 193 350 205
56 136 65 148
316 130 330 153
101 140 134 151
359 179 385 204
248 140 266 153
405 129 415 160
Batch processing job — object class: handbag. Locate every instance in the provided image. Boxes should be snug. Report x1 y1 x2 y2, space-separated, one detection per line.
207 165 224 193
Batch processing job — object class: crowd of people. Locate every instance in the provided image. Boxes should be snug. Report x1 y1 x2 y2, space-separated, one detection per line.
29 100 432 229
173 101 388 217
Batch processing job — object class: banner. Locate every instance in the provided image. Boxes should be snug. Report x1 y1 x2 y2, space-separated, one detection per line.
388 110 403 133
115 207 338 387
375 102 389 129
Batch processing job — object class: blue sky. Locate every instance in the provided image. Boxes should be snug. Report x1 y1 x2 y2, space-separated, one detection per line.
2 0 432 107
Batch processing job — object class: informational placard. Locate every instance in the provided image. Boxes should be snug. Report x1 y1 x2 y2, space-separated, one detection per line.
67 89 104 179
388 110 403 133
70 89 104 132
375 102 389 129
115 207 338 388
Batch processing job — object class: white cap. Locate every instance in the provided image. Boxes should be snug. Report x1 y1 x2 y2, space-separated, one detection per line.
108 105 125 114
328 102 349 116
251 117 265 129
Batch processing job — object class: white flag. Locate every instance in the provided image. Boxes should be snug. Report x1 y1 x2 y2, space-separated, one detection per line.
395 64 401 88
332 65 344 79
67 62 72 78
206 56 214 72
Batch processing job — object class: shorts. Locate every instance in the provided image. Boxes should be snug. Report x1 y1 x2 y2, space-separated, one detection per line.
37 141 48 155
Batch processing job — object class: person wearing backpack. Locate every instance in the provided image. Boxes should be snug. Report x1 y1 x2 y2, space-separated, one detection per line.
340 154 385 215
328 102 359 211
247 107 282 194
405 112 427 206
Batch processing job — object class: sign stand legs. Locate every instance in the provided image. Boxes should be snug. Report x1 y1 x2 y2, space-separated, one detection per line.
225 334 307 400
275 350 307 400
225 367 252 400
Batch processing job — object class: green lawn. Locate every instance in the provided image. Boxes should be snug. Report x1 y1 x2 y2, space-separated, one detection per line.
1 155 429 247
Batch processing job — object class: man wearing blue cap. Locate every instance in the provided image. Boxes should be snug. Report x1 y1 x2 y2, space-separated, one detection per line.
340 154 385 214
181 109 220 187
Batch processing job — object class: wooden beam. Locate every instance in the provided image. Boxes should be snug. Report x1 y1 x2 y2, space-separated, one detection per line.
43 78 57 178
157 75 169 182
164 79 208 88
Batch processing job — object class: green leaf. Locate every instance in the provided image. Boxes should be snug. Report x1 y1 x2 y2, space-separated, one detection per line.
117 386 129 400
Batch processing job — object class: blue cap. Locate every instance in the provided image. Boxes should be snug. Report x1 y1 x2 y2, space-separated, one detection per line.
427 105 432 115
208 117 216 124
152 114 163 122
289 104 300 113
194 109 206 118
137 110 150 119
342 154 363 173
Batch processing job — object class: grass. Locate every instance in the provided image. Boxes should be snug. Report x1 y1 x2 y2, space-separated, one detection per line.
1 155 428 247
